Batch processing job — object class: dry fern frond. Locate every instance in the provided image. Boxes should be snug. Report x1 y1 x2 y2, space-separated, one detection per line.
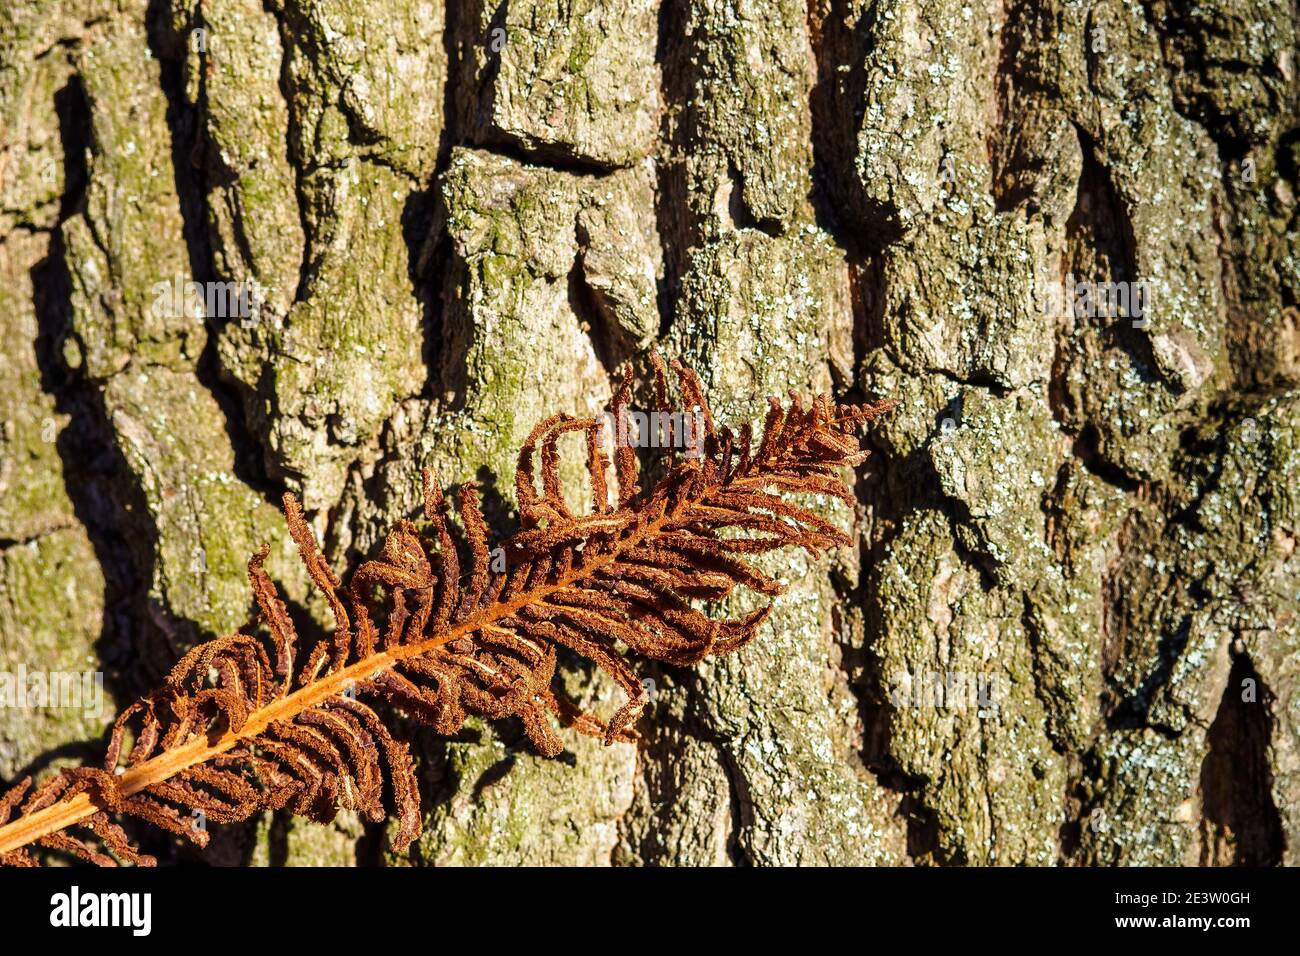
0 356 895 866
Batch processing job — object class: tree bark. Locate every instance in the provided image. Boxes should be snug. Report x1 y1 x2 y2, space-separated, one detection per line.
0 0 1296 865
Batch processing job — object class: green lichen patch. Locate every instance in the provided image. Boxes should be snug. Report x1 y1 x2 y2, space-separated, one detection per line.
462 0 659 168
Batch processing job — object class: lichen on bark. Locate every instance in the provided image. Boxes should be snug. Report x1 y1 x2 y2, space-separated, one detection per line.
1 0 1296 866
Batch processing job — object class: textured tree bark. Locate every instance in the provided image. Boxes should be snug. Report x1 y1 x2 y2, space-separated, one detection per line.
0 0 1296 866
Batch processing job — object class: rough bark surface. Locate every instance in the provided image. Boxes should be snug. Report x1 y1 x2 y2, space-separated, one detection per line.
0 0 1296 865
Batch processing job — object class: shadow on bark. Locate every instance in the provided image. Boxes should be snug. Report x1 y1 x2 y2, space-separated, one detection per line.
1198 652 1284 866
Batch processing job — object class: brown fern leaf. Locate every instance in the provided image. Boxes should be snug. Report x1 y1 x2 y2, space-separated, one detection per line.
0 357 895 866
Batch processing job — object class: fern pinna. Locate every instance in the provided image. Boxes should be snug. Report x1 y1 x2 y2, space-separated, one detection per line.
0 356 894 866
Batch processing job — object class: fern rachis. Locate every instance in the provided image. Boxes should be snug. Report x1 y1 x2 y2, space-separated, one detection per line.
0 356 895 866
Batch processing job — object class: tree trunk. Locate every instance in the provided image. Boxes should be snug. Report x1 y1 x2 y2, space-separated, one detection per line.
1 0 1296 866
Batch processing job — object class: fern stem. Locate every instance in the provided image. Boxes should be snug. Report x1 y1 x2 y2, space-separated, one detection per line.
0 488 707 857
